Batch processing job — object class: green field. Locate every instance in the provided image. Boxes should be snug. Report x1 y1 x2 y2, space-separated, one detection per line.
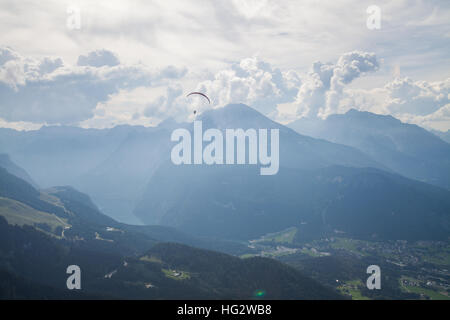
416 247 450 266
405 286 449 300
337 279 371 300
162 268 191 280
0 197 70 233
330 238 367 256
253 227 297 244
140 255 163 264
299 247 329 257
400 276 449 300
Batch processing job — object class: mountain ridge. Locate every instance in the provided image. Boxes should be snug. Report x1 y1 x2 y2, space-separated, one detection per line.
0 103 386 223
288 108 450 189
0 168 341 299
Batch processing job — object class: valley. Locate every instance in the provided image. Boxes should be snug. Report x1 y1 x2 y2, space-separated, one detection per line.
241 227 450 300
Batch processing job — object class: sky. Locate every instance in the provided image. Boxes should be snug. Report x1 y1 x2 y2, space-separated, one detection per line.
0 0 449 131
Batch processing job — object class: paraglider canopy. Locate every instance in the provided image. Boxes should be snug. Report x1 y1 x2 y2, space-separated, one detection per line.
186 92 211 104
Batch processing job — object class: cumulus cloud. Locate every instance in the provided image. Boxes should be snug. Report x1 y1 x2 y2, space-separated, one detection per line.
384 77 449 116
0 47 27 89
386 77 450 130
398 104 450 131
83 51 379 127
341 77 450 130
77 49 120 67
38 57 64 74
1 46 449 131
79 83 190 129
337 87 389 115
0 47 187 125
196 56 301 116
0 48 65 88
294 51 379 118
144 84 185 119
0 49 382 128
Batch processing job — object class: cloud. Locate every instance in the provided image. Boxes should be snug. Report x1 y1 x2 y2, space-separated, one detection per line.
1 46 449 131
77 49 120 67
384 77 449 116
382 77 450 130
0 47 187 125
293 51 379 118
77 52 379 128
144 84 185 119
196 56 301 116
397 104 450 132
0 47 21 65
325 51 379 115
340 76 450 130
337 87 389 115
0 1 448 131
81 55 303 128
0 48 65 87
80 83 189 129
0 47 27 89
0 117 43 131
0 0 448 86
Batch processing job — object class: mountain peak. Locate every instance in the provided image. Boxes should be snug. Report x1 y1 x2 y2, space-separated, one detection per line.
289 108 450 189
340 109 400 125
198 103 281 130
200 103 260 119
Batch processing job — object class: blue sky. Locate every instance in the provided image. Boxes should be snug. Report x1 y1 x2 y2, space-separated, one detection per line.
0 0 449 130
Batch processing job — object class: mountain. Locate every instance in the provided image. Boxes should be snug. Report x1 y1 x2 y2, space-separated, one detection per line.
0 154 38 188
0 169 341 299
133 105 450 241
0 104 384 223
0 218 341 299
288 109 450 189
0 166 250 255
118 242 342 299
75 126 174 223
0 125 142 222
3 104 450 243
431 129 450 144
195 104 384 170
0 126 131 186
0 268 95 299
135 162 450 241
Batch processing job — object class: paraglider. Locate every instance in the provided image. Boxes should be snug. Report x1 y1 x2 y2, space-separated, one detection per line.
186 92 210 104
187 92 209 117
